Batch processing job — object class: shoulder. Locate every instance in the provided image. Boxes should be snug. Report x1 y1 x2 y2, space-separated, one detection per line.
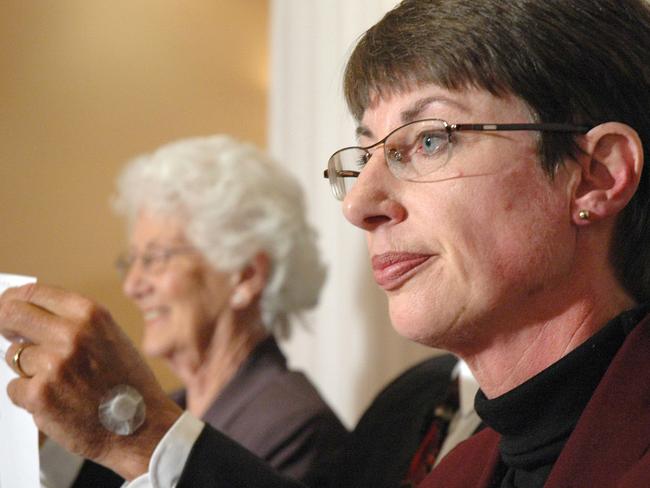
360 353 458 421
222 357 346 454
386 353 458 389
230 367 346 480
194 352 346 481
247 368 343 434
241 338 342 426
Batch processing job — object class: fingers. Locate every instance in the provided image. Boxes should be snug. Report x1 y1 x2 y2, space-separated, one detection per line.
0 283 110 346
0 299 60 346
1 283 100 321
5 375 31 412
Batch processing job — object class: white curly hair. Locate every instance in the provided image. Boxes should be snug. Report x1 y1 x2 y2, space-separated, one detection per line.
112 134 326 338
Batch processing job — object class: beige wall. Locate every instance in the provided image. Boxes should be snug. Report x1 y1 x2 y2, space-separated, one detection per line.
0 1 268 391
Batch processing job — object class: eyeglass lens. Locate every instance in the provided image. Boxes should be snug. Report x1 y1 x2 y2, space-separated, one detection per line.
327 119 451 200
115 248 193 278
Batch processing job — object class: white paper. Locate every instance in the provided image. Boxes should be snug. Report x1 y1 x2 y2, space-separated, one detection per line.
0 273 39 488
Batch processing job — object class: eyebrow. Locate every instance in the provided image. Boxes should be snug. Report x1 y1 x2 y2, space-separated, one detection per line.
405 96 470 122
355 125 374 139
355 95 469 140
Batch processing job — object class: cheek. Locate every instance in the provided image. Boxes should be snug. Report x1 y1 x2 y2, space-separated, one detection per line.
157 271 208 323
448 169 572 285
488 183 572 286
154 268 191 297
170 263 216 297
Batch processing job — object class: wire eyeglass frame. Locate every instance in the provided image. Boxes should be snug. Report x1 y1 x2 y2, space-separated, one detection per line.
323 118 590 201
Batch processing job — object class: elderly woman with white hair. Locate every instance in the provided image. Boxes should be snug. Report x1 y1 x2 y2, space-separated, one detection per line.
40 135 346 487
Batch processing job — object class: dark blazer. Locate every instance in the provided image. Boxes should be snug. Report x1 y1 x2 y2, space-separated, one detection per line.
72 337 345 487
328 353 458 487
177 353 459 487
420 312 650 488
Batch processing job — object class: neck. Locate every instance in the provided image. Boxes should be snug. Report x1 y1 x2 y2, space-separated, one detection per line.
456 268 635 398
177 309 269 417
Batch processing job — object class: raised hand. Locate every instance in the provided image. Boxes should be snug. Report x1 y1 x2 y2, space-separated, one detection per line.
0 283 182 480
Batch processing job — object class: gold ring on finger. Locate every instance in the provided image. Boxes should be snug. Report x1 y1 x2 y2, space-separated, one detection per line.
12 343 34 379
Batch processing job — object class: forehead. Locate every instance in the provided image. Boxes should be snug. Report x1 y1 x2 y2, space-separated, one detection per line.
130 208 187 246
358 84 532 141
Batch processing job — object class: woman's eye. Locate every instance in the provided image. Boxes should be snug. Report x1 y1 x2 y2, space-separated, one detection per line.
420 132 445 155
387 147 403 164
355 152 370 169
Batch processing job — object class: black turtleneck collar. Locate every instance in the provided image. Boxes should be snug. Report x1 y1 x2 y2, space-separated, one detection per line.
474 306 648 488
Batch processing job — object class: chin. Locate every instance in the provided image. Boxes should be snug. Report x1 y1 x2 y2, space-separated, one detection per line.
389 295 468 350
389 309 438 346
141 337 167 359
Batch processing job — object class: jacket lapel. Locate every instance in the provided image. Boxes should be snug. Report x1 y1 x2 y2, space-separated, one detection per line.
419 427 501 487
545 313 650 487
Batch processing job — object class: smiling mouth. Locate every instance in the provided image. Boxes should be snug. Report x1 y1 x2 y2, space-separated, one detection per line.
143 308 166 324
371 252 433 290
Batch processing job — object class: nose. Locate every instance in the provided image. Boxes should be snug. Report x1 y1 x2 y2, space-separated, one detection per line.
122 259 152 302
342 151 406 231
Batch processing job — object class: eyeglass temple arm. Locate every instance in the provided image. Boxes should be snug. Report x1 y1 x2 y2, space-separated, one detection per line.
451 123 591 133
323 169 361 179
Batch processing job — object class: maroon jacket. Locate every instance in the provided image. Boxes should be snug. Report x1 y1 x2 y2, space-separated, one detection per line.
420 312 650 488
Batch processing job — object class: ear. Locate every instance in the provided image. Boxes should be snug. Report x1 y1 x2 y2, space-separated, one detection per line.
229 252 270 310
571 122 643 225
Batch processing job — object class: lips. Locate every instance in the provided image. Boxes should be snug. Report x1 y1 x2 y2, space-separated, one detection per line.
371 252 432 290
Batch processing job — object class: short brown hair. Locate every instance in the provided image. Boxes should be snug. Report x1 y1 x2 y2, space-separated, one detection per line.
344 0 650 302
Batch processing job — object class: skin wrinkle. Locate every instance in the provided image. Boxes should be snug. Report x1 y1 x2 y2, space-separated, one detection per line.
491 322 554 396
561 308 595 357
493 308 595 395
407 172 501 184
516 306 593 385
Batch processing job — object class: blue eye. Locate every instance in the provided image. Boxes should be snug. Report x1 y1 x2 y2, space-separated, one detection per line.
421 132 445 155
